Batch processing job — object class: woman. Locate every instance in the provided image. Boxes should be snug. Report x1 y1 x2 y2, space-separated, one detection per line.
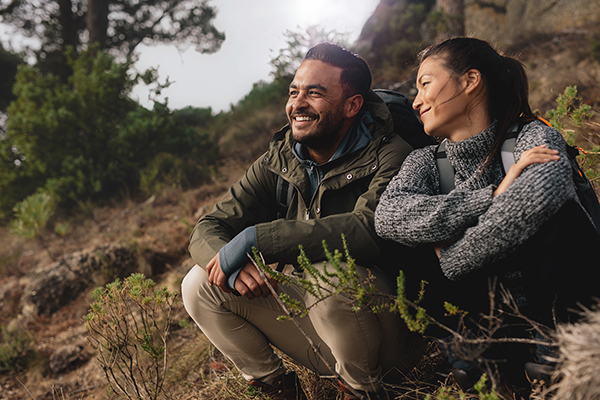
374 37 599 383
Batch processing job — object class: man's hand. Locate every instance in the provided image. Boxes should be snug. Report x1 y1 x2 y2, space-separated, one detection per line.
206 252 278 299
234 262 278 300
206 253 231 293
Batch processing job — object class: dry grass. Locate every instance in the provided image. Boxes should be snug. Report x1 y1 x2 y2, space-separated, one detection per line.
551 306 600 400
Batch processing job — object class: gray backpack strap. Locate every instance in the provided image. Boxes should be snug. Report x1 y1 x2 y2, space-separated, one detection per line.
500 123 521 173
275 175 294 219
435 139 456 194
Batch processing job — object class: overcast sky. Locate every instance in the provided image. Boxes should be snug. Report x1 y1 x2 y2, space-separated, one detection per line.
131 0 380 112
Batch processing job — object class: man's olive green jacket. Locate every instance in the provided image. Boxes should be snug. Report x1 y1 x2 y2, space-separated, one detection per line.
189 91 413 275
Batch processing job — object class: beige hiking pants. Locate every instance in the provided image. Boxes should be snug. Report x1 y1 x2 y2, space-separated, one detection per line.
181 262 413 392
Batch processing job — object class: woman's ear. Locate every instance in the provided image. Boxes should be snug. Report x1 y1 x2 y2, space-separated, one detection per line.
465 69 483 95
345 94 364 118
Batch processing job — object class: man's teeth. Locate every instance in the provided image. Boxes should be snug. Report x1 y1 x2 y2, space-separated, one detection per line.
295 116 315 121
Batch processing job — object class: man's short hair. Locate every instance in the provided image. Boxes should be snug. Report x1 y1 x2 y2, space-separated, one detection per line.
303 43 372 99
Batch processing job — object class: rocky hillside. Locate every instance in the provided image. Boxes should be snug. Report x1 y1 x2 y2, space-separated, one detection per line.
0 1 599 399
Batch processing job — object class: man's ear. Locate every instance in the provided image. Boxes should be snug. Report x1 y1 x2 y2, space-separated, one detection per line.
465 69 483 95
345 94 364 118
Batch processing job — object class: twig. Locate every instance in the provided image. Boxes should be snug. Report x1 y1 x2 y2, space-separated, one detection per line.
248 252 366 400
15 377 36 400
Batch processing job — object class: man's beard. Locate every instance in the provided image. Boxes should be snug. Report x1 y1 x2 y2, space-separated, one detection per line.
291 108 345 152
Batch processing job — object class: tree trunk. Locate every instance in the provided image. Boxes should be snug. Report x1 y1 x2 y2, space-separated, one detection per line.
86 0 109 48
57 0 79 81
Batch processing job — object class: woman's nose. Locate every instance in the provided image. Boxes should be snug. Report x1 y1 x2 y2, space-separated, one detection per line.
412 93 422 110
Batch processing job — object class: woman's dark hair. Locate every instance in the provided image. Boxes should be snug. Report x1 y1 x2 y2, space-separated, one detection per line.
417 37 536 169
304 42 372 99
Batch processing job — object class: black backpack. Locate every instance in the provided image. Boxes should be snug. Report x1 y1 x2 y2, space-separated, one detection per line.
275 89 433 218
435 118 600 235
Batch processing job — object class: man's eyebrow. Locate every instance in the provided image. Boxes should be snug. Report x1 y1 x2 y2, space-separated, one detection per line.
288 83 327 92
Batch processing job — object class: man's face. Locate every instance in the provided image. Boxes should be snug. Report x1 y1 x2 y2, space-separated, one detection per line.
286 60 348 150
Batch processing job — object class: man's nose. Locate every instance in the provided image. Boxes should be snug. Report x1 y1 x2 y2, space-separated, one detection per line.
292 91 309 110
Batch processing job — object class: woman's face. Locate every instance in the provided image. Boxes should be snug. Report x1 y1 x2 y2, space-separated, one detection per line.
413 56 472 140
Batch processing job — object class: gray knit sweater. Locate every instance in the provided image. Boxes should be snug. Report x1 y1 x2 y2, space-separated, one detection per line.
375 120 577 281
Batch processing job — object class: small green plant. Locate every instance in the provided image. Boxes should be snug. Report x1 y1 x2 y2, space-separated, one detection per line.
544 86 600 191
424 374 500 400
0 326 36 372
256 235 431 333
544 85 595 141
84 273 179 400
393 270 430 334
9 191 55 240
255 235 392 320
54 221 71 236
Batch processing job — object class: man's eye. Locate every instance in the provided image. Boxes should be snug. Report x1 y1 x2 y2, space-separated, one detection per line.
289 90 297 96
309 91 322 96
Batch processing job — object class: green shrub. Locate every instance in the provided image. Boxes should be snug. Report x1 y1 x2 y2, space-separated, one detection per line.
9 191 55 239
0 46 219 218
544 85 599 189
84 273 179 400
0 326 36 372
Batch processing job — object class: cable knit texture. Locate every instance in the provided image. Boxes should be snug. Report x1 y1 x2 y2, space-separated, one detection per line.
375 120 577 280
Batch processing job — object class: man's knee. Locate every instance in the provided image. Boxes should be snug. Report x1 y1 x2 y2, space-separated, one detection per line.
181 264 221 320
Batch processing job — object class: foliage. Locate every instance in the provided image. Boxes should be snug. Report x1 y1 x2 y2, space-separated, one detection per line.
256 235 390 320
0 45 218 219
9 191 55 239
84 273 179 400
270 25 352 83
394 270 430 334
254 236 555 398
424 374 499 400
214 78 289 162
544 86 594 136
255 235 431 333
0 326 37 372
544 85 600 188
0 0 224 75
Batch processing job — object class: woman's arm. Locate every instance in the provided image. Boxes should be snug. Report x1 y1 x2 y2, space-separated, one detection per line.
493 145 560 197
439 121 575 280
375 146 495 246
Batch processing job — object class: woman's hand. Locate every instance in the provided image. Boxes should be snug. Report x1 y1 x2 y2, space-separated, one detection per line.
493 145 559 197
434 239 458 258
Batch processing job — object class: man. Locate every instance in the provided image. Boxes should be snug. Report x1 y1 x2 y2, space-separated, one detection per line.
182 43 417 400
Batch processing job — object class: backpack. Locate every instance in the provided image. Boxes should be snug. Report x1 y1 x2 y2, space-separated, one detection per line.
275 89 433 219
435 118 600 235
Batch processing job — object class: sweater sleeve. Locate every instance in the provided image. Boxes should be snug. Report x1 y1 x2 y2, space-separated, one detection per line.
439 121 576 280
375 146 494 245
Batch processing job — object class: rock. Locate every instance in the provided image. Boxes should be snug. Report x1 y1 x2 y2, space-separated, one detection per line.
464 0 600 47
49 344 84 374
20 243 138 317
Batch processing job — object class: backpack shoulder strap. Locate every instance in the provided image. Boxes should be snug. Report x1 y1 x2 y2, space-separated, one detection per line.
435 139 456 194
499 121 526 173
275 175 294 219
